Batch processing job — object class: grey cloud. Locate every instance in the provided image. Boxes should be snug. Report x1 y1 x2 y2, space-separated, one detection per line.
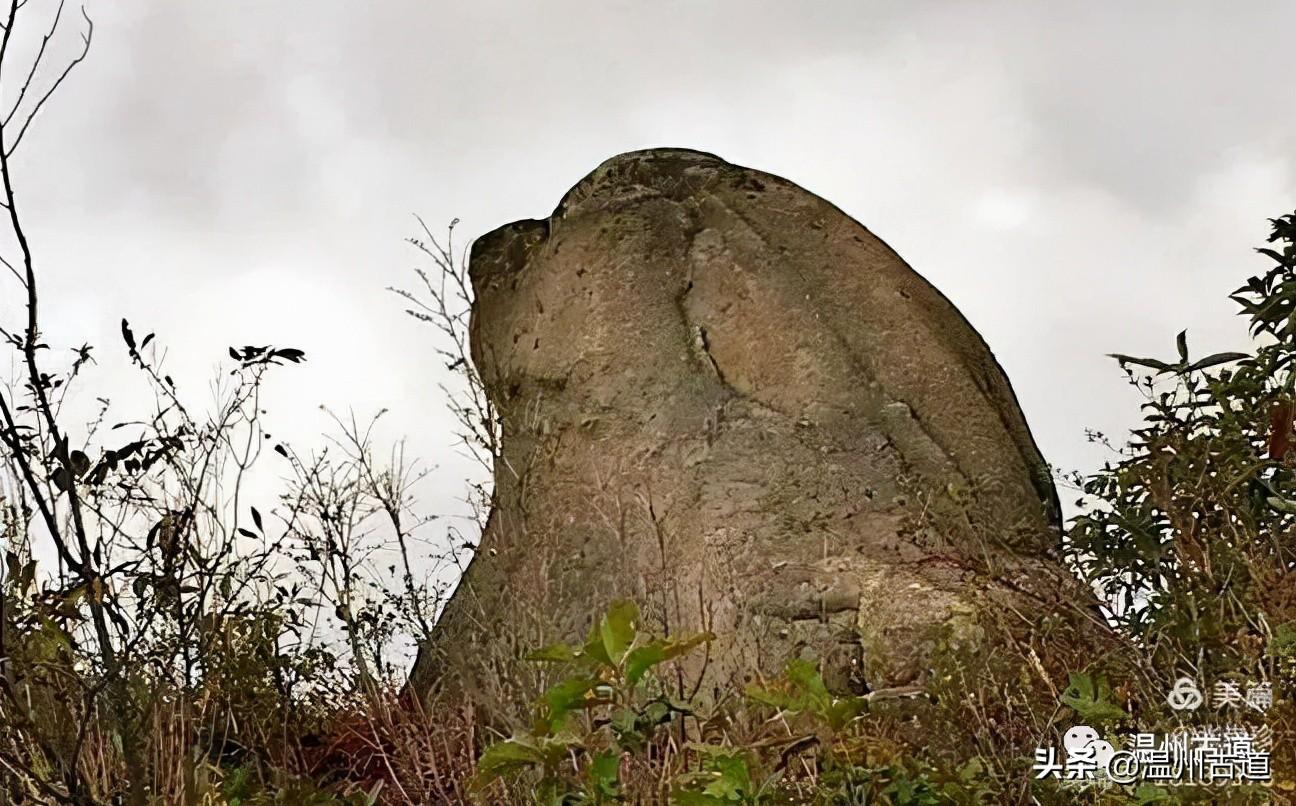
7 0 1295 532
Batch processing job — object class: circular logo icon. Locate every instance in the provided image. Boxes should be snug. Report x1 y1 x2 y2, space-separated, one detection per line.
1166 677 1203 711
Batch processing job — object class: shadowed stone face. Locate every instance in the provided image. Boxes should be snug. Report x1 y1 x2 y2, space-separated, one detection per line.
417 148 1065 710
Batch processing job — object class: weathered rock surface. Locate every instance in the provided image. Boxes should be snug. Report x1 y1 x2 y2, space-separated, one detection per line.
416 148 1080 715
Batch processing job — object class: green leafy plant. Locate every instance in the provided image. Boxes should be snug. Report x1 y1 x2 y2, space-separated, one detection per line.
810 761 951 806
746 659 870 733
671 746 779 805
1059 672 1128 726
471 600 713 802
1069 211 1296 683
1062 210 1296 794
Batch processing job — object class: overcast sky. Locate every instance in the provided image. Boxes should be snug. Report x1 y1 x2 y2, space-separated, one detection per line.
9 1 1296 542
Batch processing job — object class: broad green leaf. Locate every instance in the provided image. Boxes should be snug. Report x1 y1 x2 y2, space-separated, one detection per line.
783 658 831 708
1060 672 1128 725
582 628 613 667
471 738 545 791
587 750 621 797
600 599 639 666
705 752 752 796
747 659 868 730
624 631 713 686
538 675 602 733
527 643 579 663
472 734 581 793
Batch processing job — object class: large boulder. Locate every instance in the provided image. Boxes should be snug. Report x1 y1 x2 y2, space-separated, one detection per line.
415 148 1082 716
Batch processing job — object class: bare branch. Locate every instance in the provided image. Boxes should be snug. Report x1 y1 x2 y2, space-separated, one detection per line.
3 0 67 128
0 249 22 285
4 6 91 158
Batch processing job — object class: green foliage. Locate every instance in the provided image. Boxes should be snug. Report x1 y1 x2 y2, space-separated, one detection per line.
746 659 869 732
1059 672 1128 726
811 761 958 806
1130 784 1174 804
471 599 713 802
474 616 1012 804
1060 210 1296 794
1069 210 1296 679
473 733 586 802
671 747 777 804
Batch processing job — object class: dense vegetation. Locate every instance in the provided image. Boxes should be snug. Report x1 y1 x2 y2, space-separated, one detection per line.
5 202 1294 803
2 3 1295 803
